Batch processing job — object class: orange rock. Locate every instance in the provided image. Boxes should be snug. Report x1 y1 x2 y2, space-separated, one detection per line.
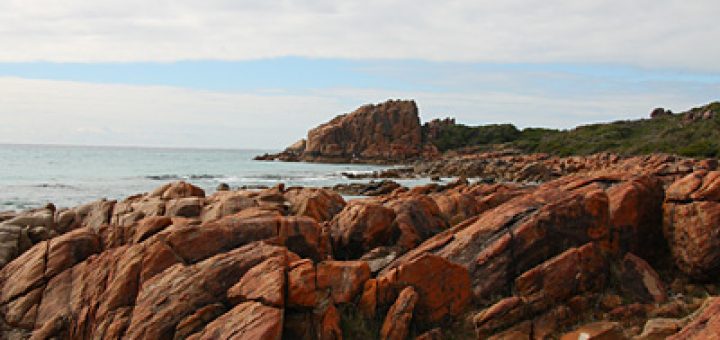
387 196 446 251
621 253 667 303
285 187 346 223
125 242 289 339
287 259 319 308
227 256 286 307
189 301 283 340
378 253 471 323
668 297 720 339
318 303 342 340
358 279 378 318
174 303 226 339
132 216 173 243
431 191 480 226
515 243 606 313
165 197 204 218
330 202 397 259
152 181 205 200
664 171 720 279
316 260 371 304
606 175 665 258
473 297 526 337
380 286 418 340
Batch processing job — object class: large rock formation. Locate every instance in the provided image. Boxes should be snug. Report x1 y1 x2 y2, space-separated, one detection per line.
5 154 720 339
256 99 437 163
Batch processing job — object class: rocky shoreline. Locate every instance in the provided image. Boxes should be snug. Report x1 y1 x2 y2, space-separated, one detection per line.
2 152 720 339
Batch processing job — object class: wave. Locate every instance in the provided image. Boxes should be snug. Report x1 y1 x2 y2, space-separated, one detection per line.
33 183 78 189
145 174 224 181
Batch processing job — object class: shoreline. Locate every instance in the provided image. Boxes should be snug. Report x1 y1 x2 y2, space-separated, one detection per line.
1 151 719 338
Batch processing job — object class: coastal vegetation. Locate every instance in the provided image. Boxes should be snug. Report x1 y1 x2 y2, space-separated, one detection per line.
432 102 720 158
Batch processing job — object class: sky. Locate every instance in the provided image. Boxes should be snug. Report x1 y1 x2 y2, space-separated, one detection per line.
0 1 719 149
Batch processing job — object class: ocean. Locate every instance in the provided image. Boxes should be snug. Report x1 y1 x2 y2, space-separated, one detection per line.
0 144 428 211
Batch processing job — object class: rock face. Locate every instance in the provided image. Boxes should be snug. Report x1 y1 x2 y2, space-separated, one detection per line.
6 155 720 339
257 99 433 163
664 171 720 279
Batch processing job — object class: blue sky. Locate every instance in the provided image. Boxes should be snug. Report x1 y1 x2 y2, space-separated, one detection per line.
0 1 718 148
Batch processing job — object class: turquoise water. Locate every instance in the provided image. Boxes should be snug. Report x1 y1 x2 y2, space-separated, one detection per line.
0 144 420 211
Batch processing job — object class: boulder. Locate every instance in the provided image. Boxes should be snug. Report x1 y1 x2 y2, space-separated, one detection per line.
316 260 371 304
187 301 283 340
620 253 667 304
377 253 471 324
381 177 611 302
380 286 418 340
150 181 205 200
663 171 720 278
285 188 346 223
165 197 204 218
301 99 425 163
386 196 447 251
227 256 286 307
668 297 720 339
330 202 397 259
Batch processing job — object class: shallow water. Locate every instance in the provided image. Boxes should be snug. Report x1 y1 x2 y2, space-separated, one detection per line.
0 144 435 211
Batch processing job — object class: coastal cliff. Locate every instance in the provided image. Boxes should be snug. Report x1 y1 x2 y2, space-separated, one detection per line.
2 155 720 338
258 100 720 164
255 99 439 163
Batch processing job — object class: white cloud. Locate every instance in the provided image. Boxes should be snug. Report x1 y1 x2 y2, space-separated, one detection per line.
0 76 713 149
0 1 718 71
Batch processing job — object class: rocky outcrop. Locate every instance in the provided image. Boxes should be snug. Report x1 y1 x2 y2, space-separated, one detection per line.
256 99 437 163
6 157 720 339
663 171 720 279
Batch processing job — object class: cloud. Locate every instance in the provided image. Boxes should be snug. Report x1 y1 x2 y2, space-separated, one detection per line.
0 1 718 71
0 76 715 149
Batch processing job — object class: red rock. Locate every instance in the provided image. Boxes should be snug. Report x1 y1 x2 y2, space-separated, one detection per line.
174 303 226 339
664 171 720 278
387 196 447 251
668 297 720 339
301 100 425 163
382 179 610 302
287 259 319 308
515 243 606 313
132 216 173 243
358 279 378 318
606 176 665 259
165 197 204 218
285 187 346 223
431 191 480 226
227 256 286 307
188 301 282 340
318 303 342 340
560 321 625 340
621 253 667 303
201 191 257 223
533 305 574 339
151 181 205 200
638 318 684 339
45 228 101 278
124 242 289 339
473 297 527 337
317 260 371 304
377 253 471 323
380 286 418 340
0 241 47 306
330 202 397 259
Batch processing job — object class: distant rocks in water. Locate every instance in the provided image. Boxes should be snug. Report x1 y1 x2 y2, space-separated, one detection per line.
216 183 230 191
342 167 415 179
256 99 440 163
331 180 404 196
